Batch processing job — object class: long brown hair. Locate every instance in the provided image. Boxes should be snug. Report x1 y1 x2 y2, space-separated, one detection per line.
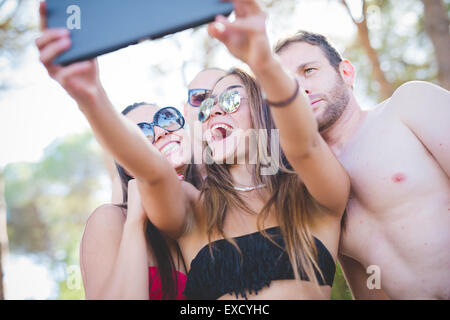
200 68 324 284
116 102 190 300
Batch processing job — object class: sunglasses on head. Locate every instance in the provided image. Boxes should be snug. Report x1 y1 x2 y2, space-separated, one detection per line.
188 88 211 107
198 85 244 122
137 106 185 144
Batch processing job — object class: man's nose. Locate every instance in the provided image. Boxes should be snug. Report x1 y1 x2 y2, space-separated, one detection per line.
296 75 312 95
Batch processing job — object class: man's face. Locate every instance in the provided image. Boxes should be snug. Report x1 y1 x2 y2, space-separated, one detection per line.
278 42 350 131
184 69 227 132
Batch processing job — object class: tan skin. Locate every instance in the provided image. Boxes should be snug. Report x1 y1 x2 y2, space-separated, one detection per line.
36 0 349 299
278 41 450 299
80 105 188 300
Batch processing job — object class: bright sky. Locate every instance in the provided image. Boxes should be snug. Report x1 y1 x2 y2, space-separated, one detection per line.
0 0 359 168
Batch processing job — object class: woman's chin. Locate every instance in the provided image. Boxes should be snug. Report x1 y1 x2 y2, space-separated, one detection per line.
164 148 190 169
208 131 248 165
209 143 238 164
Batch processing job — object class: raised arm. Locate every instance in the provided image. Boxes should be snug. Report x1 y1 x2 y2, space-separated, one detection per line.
208 0 350 215
36 2 188 237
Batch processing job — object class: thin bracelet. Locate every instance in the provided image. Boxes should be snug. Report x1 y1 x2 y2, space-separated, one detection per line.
264 78 300 107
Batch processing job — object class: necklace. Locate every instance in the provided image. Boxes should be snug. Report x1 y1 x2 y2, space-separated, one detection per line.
233 184 267 192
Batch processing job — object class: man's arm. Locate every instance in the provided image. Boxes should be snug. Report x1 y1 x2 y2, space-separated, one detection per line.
394 81 450 177
338 254 390 300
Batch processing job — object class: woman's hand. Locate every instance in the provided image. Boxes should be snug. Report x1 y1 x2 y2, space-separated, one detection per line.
35 2 102 107
126 179 147 226
208 0 273 72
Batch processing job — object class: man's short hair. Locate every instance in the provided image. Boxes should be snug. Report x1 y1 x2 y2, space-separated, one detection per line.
274 31 343 71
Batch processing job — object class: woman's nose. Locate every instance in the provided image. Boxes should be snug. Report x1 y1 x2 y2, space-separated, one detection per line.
153 126 170 143
209 100 224 118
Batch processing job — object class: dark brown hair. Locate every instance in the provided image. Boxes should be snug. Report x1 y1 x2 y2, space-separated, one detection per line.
116 102 190 300
200 69 325 284
275 30 343 71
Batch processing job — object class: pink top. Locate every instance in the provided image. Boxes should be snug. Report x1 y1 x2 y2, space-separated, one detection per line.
148 266 187 300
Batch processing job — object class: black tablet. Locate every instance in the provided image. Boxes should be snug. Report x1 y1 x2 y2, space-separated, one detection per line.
46 0 234 65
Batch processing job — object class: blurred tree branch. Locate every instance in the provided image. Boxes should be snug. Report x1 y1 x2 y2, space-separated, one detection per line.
0 170 8 300
0 0 32 52
0 0 37 91
340 0 395 100
421 0 450 90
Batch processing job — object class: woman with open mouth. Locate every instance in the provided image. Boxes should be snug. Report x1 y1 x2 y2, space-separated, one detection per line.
36 0 350 300
79 102 200 300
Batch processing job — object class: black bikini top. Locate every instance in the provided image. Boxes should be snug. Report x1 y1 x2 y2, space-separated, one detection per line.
183 226 336 300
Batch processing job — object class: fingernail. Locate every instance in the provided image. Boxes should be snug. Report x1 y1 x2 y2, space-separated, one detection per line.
214 22 226 33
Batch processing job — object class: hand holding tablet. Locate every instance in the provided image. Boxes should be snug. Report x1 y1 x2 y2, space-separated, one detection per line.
45 0 234 65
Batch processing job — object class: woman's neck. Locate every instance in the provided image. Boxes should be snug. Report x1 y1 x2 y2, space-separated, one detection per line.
229 163 256 187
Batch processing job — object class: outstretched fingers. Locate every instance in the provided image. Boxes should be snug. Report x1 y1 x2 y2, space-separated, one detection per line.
208 13 264 42
53 61 93 85
39 1 47 31
35 28 69 50
208 15 232 43
37 33 71 67
229 0 262 17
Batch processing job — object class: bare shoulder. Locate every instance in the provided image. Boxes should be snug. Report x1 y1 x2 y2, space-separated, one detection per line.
390 81 449 112
82 204 126 243
371 81 449 122
80 204 128 294
393 81 447 97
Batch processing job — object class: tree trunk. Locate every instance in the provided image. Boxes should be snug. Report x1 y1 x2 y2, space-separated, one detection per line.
421 0 450 90
0 240 3 300
0 170 7 300
340 0 395 101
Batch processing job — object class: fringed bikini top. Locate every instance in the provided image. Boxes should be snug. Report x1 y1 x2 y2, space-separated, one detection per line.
183 226 336 300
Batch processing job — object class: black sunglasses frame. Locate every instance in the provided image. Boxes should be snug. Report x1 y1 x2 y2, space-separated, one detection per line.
137 106 185 144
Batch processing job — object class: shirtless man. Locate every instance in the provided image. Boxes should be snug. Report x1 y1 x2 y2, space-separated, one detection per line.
275 31 450 299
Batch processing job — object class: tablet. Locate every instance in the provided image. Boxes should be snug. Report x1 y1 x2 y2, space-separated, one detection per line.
46 0 234 65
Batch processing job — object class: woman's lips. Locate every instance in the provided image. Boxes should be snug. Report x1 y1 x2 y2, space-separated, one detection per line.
159 141 181 156
210 123 234 141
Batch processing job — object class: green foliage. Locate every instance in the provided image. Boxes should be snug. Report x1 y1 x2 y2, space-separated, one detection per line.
58 279 85 300
4 131 109 299
331 263 353 300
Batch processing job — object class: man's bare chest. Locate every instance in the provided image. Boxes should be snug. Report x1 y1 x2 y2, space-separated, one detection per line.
337 115 449 260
